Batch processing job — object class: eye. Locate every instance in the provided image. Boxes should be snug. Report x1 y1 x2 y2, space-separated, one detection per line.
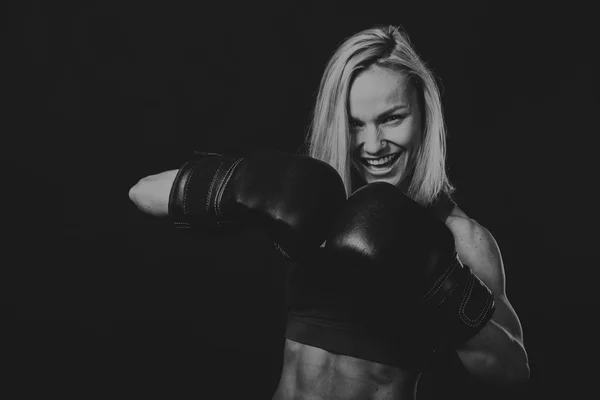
384 114 406 124
349 119 362 128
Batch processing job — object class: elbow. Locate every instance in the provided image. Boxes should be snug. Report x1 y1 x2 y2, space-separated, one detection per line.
128 171 178 217
128 176 171 217
128 180 149 214
129 181 141 205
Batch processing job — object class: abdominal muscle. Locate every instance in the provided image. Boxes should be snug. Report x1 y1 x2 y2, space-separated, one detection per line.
272 339 423 400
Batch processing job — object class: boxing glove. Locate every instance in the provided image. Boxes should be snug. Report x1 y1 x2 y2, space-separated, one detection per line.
325 182 495 348
168 150 346 261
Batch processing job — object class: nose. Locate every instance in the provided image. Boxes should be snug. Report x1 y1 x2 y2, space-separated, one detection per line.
358 125 384 155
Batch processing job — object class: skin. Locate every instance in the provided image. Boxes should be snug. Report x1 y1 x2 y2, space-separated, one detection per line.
271 340 423 400
129 65 529 400
348 66 422 190
129 170 177 217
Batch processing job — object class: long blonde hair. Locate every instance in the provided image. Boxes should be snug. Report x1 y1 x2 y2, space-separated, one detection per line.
306 25 454 206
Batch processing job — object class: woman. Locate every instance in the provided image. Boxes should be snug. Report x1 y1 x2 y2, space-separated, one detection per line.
129 25 529 400
273 25 529 399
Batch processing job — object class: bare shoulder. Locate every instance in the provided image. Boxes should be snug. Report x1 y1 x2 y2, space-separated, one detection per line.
444 206 506 294
444 206 480 238
444 206 495 252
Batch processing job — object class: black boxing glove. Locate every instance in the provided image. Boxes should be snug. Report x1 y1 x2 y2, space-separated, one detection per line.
325 182 495 349
168 150 346 261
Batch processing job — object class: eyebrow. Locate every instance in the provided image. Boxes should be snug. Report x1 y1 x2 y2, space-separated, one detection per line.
349 104 409 123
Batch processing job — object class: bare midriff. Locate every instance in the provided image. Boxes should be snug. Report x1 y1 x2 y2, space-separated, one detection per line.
272 339 424 400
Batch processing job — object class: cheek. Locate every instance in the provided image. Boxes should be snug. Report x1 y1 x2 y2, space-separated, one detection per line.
349 133 360 154
385 124 420 148
349 133 356 148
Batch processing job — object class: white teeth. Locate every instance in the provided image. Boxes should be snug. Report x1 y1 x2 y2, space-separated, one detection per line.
364 154 396 167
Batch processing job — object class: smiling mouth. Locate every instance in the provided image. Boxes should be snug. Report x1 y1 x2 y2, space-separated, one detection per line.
360 153 402 170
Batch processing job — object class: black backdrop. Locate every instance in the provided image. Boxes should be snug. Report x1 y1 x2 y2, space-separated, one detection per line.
4 0 598 398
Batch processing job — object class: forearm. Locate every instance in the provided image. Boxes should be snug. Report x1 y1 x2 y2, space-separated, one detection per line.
129 170 179 217
456 319 529 384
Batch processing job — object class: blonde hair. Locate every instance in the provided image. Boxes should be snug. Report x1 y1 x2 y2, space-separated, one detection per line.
306 25 454 206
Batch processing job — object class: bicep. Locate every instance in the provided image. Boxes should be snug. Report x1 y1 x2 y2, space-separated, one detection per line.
453 220 505 296
450 218 523 341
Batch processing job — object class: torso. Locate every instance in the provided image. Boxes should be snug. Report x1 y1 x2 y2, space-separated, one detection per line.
272 339 422 400
274 198 469 400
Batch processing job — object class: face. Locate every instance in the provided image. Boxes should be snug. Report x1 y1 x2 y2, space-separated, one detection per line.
348 66 422 189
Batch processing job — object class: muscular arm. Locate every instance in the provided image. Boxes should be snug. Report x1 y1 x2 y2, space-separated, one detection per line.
446 212 530 384
129 170 178 217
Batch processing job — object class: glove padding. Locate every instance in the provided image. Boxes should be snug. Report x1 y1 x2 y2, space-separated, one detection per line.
168 150 346 261
325 182 495 349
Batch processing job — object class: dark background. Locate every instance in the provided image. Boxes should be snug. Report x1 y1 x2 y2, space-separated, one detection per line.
3 0 598 398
